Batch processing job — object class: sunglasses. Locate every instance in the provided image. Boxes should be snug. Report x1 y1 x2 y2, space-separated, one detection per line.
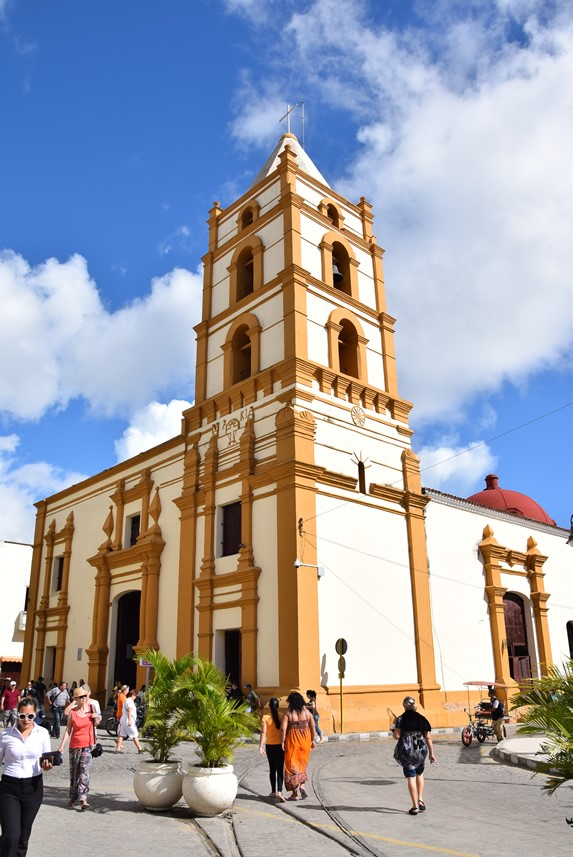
76 695 87 700
18 713 36 721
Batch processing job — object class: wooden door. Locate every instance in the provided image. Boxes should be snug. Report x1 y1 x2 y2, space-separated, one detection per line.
504 593 531 680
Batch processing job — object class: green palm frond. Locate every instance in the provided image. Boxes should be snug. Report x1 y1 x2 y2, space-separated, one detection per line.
511 659 573 794
135 649 258 766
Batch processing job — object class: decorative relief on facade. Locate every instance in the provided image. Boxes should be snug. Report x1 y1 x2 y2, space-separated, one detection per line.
351 405 366 427
218 407 255 449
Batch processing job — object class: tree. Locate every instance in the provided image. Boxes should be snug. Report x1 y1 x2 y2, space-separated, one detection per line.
511 660 573 794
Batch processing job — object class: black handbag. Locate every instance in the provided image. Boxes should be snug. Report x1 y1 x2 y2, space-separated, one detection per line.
90 706 103 758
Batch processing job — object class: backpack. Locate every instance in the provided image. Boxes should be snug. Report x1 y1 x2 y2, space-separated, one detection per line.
394 731 428 768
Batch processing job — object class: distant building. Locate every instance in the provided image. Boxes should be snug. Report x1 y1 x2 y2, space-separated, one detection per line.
0 540 31 688
22 136 572 729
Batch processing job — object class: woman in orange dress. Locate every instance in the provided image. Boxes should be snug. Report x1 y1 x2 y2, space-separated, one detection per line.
281 691 316 801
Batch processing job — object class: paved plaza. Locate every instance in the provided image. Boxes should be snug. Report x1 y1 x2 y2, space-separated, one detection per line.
19 725 571 857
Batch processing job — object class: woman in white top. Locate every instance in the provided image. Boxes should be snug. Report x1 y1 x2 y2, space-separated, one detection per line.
115 689 143 754
0 696 52 857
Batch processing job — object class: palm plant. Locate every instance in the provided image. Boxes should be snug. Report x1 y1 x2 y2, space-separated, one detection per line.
511 660 573 794
173 658 259 768
137 649 258 767
136 647 198 763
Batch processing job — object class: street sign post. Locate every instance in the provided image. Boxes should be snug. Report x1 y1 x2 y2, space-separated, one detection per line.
335 638 347 732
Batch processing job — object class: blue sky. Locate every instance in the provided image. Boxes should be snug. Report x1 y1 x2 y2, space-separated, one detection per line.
1 0 572 541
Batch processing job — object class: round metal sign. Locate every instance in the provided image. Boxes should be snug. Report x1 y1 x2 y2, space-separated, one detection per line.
335 638 348 655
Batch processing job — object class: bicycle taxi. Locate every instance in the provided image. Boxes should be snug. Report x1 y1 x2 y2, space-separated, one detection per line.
461 680 508 746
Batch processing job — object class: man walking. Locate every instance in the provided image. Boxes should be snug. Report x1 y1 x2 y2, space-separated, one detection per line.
0 680 21 726
47 681 70 738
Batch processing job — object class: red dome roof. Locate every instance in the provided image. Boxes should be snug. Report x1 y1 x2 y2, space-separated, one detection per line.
467 474 556 526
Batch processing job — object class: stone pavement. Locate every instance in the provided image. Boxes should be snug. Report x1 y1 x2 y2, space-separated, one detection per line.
21 727 572 857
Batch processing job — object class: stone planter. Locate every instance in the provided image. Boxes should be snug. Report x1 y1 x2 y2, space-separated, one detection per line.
133 760 183 811
182 764 238 816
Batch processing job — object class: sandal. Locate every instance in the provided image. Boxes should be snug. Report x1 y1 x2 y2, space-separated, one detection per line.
287 794 299 801
300 787 308 799
276 793 286 802
418 800 426 811
408 807 419 815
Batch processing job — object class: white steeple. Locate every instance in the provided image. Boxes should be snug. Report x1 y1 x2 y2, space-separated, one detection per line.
250 133 330 188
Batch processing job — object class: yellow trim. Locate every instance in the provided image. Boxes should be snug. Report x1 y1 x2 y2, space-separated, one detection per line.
401 450 441 710
479 525 553 684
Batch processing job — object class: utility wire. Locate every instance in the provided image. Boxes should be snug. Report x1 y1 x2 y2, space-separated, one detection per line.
302 400 573 526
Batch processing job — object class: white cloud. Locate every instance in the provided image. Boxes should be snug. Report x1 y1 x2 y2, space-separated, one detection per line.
157 224 192 257
0 435 86 542
114 399 192 462
230 74 287 148
229 0 573 425
0 251 203 420
418 437 498 496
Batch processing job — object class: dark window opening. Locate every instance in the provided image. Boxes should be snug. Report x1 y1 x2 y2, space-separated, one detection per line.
53 556 64 592
222 502 242 556
567 621 573 659
338 320 359 378
232 326 252 384
24 586 30 612
241 208 254 229
129 514 141 547
237 248 254 299
358 461 366 494
326 204 339 227
332 241 351 295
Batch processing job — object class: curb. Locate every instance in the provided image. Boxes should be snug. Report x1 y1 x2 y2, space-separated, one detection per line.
493 744 549 773
247 726 460 744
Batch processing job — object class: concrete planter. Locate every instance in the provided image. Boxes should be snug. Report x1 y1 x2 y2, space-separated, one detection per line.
182 764 237 816
133 760 183 811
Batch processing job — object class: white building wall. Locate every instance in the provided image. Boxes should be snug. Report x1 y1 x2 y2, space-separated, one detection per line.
315 494 417 686
0 541 31 667
253 493 279 687
424 496 573 691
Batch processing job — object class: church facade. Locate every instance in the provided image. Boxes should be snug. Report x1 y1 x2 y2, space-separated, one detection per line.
22 136 572 730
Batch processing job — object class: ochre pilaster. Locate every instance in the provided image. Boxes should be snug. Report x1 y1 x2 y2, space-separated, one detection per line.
478 526 512 686
401 450 441 709
22 501 47 683
197 430 218 660
275 404 321 691
525 535 552 674
174 442 201 656
379 312 398 398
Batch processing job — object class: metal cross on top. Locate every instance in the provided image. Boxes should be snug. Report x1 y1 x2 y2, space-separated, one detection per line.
279 103 299 133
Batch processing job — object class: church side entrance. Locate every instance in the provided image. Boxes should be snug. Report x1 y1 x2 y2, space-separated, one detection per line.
114 591 140 689
224 629 241 686
503 593 531 680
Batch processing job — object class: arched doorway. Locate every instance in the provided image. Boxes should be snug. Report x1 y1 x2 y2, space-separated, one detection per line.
114 591 141 689
503 593 531 681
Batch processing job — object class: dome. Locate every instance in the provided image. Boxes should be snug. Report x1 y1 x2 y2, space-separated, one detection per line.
467 474 556 526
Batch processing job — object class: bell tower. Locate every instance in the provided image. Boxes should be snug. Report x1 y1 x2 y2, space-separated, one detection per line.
179 134 440 720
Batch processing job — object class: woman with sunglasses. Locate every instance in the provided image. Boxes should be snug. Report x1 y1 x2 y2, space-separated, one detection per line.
58 686 101 810
0 696 53 857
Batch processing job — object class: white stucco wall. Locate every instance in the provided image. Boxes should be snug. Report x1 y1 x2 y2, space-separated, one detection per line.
424 495 573 691
315 494 417 686
253 493 279 686
0 541 31 665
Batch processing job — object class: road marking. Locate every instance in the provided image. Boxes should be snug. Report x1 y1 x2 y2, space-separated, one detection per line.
235 807 480 856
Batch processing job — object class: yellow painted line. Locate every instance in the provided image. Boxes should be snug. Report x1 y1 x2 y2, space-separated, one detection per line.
235 806 480 857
